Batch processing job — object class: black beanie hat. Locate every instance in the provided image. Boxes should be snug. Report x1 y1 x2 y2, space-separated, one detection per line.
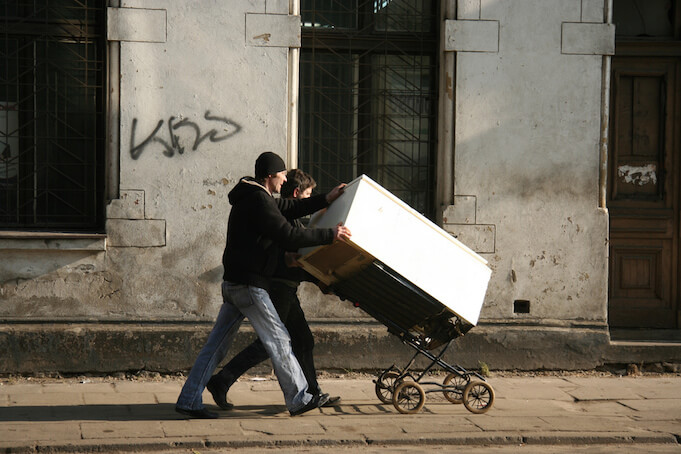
255 152 287 178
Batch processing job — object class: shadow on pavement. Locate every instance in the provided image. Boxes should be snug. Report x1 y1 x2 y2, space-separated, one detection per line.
0 403 292 422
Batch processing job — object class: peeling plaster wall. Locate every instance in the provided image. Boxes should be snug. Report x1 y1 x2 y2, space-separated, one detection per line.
0 0 295 321
0 0 622 373
449 0 609 323
1 0 610 339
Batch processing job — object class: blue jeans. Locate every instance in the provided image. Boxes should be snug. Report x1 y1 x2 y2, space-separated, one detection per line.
176 282 312 412
214 280 321 395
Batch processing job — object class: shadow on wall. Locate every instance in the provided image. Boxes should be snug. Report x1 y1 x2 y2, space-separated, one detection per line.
0 249 115 318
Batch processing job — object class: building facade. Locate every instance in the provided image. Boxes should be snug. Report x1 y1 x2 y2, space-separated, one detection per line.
1 0 679 374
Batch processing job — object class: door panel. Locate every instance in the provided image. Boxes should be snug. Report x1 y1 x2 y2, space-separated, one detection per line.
608 56 680 328
610 239 674 328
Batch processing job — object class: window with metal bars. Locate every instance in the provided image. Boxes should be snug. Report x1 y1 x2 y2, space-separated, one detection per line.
299 0 439 217
0 0 105 231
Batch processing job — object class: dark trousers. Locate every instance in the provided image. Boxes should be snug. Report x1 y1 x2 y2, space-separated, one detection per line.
214 281 320 395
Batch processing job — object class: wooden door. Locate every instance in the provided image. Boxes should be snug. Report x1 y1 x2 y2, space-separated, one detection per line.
608 56 680 328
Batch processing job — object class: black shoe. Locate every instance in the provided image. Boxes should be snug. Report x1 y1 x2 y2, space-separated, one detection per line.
175 406 219 419
290 392 329 416
206 376 234 410
321 394 341 407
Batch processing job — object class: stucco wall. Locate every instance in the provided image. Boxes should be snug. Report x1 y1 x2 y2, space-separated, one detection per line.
444 0 610 323
0 0 616 372
0 0 297 321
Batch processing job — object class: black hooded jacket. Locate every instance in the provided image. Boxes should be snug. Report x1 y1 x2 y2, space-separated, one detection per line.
222 177 334 290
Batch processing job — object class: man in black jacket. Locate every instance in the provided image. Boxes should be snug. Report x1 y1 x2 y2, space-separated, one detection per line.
176 152 350 419
205 169 339 411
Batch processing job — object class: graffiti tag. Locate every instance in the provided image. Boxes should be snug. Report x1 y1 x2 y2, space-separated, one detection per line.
130 110 242 160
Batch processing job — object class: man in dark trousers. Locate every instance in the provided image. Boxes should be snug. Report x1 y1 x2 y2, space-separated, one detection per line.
206 169 340 411
175 152 350 419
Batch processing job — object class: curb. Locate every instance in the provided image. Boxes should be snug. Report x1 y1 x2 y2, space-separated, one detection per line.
1 432 678 453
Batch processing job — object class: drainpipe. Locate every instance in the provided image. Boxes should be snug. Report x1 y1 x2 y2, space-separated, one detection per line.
599 0 613 210
436 0 456 225
106 0 121 202
287 0 300 169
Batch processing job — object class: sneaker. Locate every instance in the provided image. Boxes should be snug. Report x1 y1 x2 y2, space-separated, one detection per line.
290 392 329 416
206 376 235 410
321 394 341 407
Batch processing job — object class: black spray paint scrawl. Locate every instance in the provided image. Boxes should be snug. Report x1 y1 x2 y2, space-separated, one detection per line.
130 110 242 160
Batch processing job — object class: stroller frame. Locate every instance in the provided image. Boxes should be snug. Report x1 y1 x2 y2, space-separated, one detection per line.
373 326 495 414
330 260 495 414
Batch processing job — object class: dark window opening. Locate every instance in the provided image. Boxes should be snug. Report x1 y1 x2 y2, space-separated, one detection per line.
613 0 677 39
0 0 106 231
299 0 439 218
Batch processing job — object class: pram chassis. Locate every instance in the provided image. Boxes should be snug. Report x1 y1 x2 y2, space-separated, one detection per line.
330 260 495 415
372 321 495 415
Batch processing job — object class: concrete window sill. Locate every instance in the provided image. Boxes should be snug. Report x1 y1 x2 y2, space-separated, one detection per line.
0 232 107 251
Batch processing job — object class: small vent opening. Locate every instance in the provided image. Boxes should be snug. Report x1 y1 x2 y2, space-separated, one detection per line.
513 300 530 314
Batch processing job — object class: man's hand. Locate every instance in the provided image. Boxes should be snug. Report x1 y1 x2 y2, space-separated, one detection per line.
333 222 351 241
284 252 303 268
325 183 347 204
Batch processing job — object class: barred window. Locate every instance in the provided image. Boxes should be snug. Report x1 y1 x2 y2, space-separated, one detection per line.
0 0 106 231
299 0 439 217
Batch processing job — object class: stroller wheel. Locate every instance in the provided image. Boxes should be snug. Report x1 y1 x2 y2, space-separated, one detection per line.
442 372 468 404
392 381 425 414
375 370 401 404
462 381 495 414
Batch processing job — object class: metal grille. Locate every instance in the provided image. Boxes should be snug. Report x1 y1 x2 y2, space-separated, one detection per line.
299 0 439 217
0 0 105 230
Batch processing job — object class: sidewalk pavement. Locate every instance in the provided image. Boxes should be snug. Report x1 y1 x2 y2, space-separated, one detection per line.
0 373 680 453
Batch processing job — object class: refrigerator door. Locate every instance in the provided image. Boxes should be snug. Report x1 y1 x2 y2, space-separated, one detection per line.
299 175 491 326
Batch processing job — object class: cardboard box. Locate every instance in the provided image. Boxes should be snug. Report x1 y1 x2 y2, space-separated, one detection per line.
299 175 491 326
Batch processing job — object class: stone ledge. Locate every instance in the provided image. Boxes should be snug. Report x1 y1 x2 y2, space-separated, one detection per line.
0 233 106 251
0 322 617 374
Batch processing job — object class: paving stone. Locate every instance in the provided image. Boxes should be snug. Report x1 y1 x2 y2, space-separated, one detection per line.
555 399 636 416
9 392 84 406
161 419 244 436
42 383 114 393
0 422 81 441
318 415 402 436
113 382 182 393
628 420 681 434
240 418 325 435
80 421 165 439
83 392 157 405
395 414 481 433
539 415 634 432
0 375 679 452
618 398 681 414
490 379 575 401
486 398 577 416
466 415 552 431
155 392 180 404
49 403 134 421
0 383 44 393
567 386 643 401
